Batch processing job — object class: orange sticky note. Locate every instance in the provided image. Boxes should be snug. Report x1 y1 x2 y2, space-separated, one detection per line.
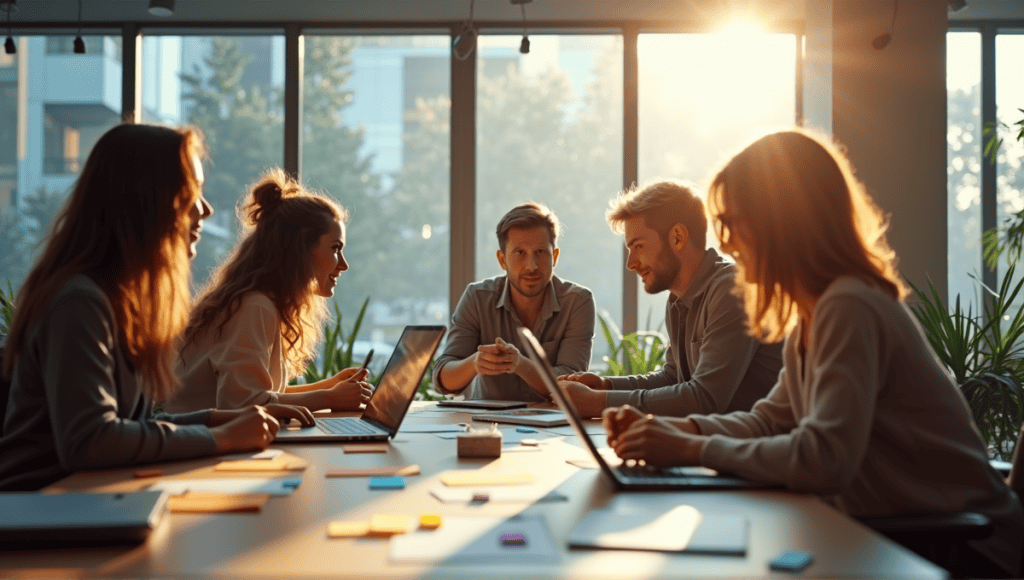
166 492 269 513
419 514 443 529
439 472 536 486
133 468 164 478
328 521 370 538
368 514 414 536
343 443 389 454
325 465 420 477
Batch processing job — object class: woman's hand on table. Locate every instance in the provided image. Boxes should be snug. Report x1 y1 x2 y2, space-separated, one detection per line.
607 410 706 467
209 405 281 453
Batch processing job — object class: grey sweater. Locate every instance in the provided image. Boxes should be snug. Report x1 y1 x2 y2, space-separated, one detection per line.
691 277 1023 575
0 275 216 491
606 249 783 416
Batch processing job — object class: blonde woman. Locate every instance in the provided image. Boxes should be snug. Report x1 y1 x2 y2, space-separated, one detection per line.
0 124 310 491
164 169 371 414
601 129 1023 576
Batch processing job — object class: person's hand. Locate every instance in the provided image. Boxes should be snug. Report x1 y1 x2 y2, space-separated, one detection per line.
474 338 522 376
558 371 610 390
612 414 705 467
560 380 607 418
332 366 370 383
209 406 281 453
602 404 646 446
320 376 373 411
263 403 316 427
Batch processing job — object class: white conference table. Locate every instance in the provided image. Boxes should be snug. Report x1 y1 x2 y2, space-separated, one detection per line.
0 402 947 580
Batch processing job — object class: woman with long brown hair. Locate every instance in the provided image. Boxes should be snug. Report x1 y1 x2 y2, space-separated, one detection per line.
163 169 371 414
0 124 311 491
600 129 1023 576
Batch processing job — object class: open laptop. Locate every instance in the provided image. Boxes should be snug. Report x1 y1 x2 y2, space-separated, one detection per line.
518 327 774 491
0 490 168 548
275 325 445 443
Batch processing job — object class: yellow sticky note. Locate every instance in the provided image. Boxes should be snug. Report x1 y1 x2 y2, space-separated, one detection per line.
343 443 389 454
368 514 414 536
328 521 370 538
439 472 536 486
215 455 308 471
166 492 269 513
419 514 443 529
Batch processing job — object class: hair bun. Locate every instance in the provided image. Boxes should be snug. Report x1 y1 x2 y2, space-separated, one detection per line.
244 169 292 226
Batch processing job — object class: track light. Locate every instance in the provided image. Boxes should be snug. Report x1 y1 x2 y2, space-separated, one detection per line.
1 0 14 55
73 0 85 54
512 0 530 54
948 0 967 12
452 0 477 61
148 0 174 17
872 0 898 50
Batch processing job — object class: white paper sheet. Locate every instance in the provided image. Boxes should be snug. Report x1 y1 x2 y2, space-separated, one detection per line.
150 478 300 496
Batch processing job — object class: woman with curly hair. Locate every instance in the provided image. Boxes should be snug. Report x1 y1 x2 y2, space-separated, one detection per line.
164 169 371 414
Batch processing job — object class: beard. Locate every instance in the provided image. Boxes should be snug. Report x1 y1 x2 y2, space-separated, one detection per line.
508 273 548 299
642 245 681 295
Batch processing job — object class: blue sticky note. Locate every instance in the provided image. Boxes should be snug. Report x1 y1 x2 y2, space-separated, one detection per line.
369 476 405 490
515 427 538 433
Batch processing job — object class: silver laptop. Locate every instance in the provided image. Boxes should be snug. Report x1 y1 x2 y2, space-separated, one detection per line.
275 325 445 443
0 490 168 547
517 327 774 491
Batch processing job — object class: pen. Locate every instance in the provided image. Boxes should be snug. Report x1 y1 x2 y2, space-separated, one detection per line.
358 349 374 375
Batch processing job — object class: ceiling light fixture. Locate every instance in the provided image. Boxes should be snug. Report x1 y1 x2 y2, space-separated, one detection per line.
872 0 898 50
452 0 477 61
149 0 174 17
948 0 967 13
511 0 531 54
73 0 85 54
1 0 15 55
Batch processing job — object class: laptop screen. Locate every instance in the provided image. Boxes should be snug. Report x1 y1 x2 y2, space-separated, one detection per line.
361 325 445 433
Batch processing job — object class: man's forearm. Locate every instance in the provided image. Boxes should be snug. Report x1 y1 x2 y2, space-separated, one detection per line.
436 356 478 394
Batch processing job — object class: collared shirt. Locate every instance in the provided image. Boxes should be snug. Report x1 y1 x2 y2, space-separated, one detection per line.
433 274 595 401
605 248 783 416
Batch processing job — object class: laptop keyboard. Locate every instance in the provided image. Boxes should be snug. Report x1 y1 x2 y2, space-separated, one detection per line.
317 418 381 435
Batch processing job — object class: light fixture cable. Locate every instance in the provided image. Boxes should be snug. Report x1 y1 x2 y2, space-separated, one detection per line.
519 2 529 54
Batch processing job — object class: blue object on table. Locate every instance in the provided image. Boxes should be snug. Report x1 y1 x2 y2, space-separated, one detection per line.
769 550 813 572
515 427 538 433
369 476 406 490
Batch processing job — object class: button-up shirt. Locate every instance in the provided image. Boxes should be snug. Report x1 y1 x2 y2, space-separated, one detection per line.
605 248 783 416
433 274 595 401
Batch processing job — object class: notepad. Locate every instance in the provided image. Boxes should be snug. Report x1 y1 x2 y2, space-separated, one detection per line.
566 505 748 555
343 443 389 453
214 454 308 471
440 472 536 486
166 492 269 513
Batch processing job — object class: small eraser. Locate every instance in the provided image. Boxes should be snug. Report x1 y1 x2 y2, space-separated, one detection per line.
419 514 443 529
520 438 540 446
369 476 405 490
457 429 502 458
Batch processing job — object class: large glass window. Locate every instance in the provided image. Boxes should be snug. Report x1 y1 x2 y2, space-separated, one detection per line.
996 32 1024 316
302 35 451 355
141 34 285 288
946 31 983 303
474 35 624 364
636 32 797 329
0 35 122 292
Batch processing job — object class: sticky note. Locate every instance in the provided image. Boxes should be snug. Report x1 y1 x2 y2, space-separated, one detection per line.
328 521 370 538
520 439 540 446
166 492 269 513
369 514 414 536
214 454 308 471
515 427 538 433
500 533 528 547
440 472 536 486
250 449 283 460
419 514 443 529
325 465 420 477
133 468 164 478
343 443 389 454
369 476 405 490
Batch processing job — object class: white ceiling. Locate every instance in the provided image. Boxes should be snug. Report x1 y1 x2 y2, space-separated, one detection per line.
0 0 1019 29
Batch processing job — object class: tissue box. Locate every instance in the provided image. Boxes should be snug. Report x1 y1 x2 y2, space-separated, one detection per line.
457 429 502 458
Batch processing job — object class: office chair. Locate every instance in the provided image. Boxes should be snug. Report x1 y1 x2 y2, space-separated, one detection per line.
858 425 1024 579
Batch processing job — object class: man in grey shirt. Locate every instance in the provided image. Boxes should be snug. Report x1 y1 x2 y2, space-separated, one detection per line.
433 202 595 401
560 181 782 417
